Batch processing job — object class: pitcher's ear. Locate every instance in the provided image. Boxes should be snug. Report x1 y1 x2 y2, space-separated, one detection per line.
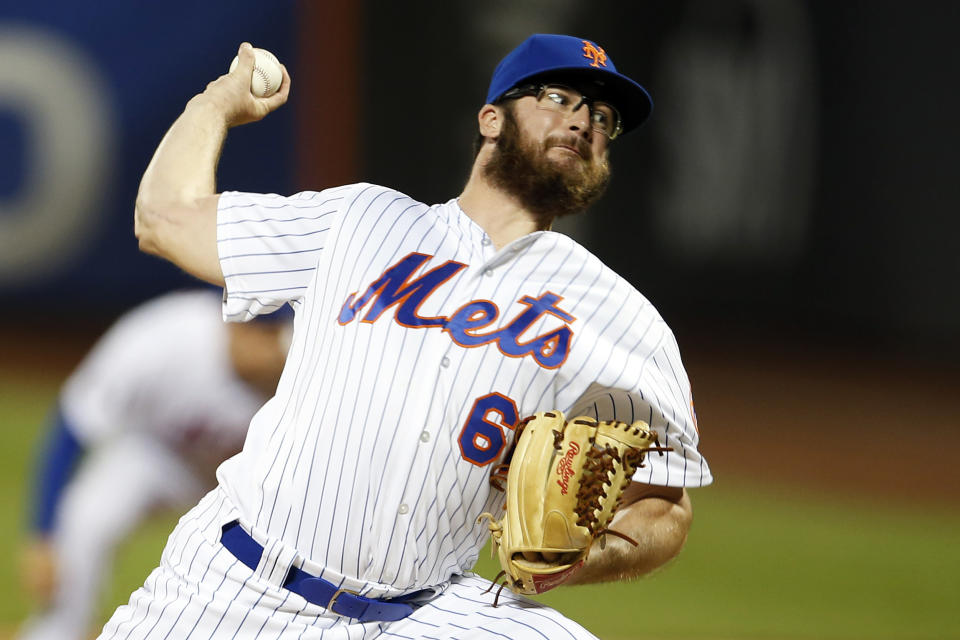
478 104 502 138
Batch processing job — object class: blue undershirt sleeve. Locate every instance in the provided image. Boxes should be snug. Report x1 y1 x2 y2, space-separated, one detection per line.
30 407 86 535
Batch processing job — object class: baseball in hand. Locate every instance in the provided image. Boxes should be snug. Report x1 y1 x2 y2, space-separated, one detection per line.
229 47 283 98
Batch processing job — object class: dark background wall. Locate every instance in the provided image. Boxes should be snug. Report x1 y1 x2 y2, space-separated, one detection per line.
1 0 957 365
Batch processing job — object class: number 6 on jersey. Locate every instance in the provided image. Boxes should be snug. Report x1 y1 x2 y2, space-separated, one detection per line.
458 393 519 466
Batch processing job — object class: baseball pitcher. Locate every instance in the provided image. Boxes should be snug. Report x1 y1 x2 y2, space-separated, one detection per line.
97 34 712 639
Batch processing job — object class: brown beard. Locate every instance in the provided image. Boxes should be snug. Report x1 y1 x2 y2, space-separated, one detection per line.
482 106 611 228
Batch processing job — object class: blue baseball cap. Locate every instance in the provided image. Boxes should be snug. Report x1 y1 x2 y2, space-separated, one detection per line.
485 34 653 134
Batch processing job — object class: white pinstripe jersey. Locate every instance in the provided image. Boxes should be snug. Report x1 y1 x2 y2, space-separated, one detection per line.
215 183 712 598
60 289 264 460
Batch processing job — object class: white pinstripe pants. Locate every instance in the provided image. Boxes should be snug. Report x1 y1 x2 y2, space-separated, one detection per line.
96 488 598 640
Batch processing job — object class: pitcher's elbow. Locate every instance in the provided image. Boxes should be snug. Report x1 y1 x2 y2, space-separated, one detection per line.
134 201 163 256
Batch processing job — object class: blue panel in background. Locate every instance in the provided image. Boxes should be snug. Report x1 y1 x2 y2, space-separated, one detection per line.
0 0 297 319
0 108 27 198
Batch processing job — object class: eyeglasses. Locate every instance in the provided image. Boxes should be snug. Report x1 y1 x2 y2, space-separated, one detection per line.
500 83 623 140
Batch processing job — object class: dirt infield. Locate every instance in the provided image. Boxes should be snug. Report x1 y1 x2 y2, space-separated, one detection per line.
684 334 960 505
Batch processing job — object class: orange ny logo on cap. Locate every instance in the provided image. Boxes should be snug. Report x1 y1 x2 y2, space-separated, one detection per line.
581 40 608 68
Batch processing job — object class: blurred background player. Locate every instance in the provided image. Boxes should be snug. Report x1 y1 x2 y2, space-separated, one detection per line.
16 288 291 640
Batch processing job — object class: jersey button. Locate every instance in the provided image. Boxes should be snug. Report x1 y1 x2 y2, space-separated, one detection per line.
483 269 493 277
420 430 431 442
398 503 409 515
481 237 491 246
441 356 450 367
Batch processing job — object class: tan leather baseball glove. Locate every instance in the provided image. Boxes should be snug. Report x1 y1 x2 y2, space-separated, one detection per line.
478 411 662 601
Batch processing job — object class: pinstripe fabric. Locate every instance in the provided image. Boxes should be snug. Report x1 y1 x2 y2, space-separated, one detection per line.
100 488 597 640
98 183 711 638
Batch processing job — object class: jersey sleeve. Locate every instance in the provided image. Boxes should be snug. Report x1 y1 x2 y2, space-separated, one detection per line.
564 283 712 488
568 345 711 489
30 409 85 534
217 185 356 321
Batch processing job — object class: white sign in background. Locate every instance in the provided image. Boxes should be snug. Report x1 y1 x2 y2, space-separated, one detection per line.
0 26 114 285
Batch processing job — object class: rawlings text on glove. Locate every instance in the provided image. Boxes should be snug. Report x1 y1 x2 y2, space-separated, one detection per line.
478 411 662 601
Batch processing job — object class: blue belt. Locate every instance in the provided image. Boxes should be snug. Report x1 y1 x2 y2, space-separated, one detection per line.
220 521 419 622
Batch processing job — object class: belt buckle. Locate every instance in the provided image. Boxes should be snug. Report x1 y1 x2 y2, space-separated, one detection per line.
327 587 359 611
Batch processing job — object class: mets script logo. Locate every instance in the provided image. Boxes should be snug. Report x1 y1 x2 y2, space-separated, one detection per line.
555 441 580 494
582 40 608 68
337 252 575 369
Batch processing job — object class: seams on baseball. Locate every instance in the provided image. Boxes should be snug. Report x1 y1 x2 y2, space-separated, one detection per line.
229 48 282 98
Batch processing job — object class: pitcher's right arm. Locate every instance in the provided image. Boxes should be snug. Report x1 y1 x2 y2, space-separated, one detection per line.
134 43 290 285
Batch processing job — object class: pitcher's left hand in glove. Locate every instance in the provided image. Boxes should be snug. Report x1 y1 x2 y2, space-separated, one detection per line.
478 411 664 601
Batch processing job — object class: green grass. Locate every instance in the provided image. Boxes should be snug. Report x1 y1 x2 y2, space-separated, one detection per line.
471 482 960 639
3 372 958 639
1 375 61 622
